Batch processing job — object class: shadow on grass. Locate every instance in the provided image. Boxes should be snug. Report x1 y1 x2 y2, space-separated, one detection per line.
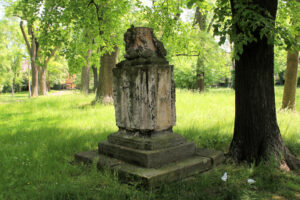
176 124 300 157
175 125 233 152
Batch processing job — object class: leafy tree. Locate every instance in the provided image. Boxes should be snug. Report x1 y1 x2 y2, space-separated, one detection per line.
278 0 300 110
60 0 130 98
10 0 65 96
0 18 26 94
213 0 300 169
47 54 69 90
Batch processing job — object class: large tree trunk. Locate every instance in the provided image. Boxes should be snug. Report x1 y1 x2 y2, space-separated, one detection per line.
282 37 299 110
229 0 299 170
31 64 39 97
92 65 98 92
94 47 118 103
38 66 47 96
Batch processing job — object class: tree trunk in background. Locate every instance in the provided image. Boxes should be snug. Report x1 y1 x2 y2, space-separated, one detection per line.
28 63 31 98
31 64 39 96
92 65 98 92
229 0 299 170
38 66 47 95
95 47 118 103
81 66 90 94
11 77 15 97
281 37 299 110
196 72 205 92
38 47 58 96
196 56 205 92
194 7 209 92
81 50 92 94
20 21 39 97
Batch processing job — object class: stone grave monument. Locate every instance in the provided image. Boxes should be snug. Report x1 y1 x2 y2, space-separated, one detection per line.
75 26 224 187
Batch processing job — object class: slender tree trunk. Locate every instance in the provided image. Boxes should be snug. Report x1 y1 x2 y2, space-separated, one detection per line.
196 72 205 92
38 66 47 95
282 37 299 110
81 66 90 94
31 64 39 96
11 77 15 97
229 0 299 170
196 56 205 92
28 63 31 98
92 65 98 92
94 47 118 103
81 50 92 94
194 7 209 92
20 22 39 97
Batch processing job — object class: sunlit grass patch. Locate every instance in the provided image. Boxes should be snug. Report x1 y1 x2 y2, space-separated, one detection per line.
0 87 299 199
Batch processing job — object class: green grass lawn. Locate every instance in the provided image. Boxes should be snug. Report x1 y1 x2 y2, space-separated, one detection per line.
0 87 299 200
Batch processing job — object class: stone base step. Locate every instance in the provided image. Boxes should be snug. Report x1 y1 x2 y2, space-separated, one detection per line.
74 148 225 188
108 131 186 150
97 153 211 187
98 141 196 168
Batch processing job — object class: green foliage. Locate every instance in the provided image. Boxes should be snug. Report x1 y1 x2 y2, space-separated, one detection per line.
0 17 27 93
47 54 68 88
170 29 231 89
212 0 299 59
63 0 131 72
276 0 300 50
8 0 67 68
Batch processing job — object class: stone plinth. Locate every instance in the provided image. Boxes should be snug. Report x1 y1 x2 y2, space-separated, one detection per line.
75 26 224 188
75 148 224 187
113 64 176 132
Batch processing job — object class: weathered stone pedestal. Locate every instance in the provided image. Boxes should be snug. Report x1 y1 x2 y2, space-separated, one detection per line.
75 26 224 187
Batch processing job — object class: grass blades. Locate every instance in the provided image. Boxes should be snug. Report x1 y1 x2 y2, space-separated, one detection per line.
0 87 299 200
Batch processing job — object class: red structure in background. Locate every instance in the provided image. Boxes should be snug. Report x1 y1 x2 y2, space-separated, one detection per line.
65 74 76 89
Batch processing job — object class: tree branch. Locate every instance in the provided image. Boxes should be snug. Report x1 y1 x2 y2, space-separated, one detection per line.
206 16 215 33
45 46 59 67
20 21 31 55
174 53 200 57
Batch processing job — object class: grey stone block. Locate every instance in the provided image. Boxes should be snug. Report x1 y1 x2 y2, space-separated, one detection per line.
98 141 196 168
196 148 225 166
97 153 212 187
74 150 98 164
108 131 186 150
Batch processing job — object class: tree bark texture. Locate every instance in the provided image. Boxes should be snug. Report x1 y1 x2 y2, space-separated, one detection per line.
92 65 98 92
20 21 39 97
196 56 205 92
229 0 299 169
38 47 58 96
282 37 299 110
31 64 39 96
81 66 90 94
81 50 92 94
194 7 209 92
95 47 118 103
38 66 47 96
28 63 31 98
